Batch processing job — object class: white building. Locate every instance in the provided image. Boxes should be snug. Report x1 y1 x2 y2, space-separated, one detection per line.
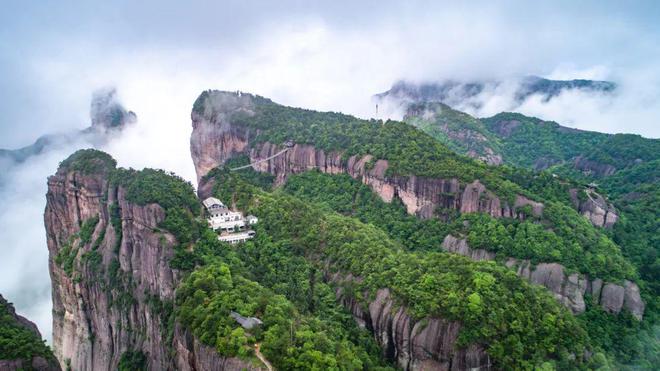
203 197 258 243
203 197 227 217
203 197 248 231
219 230 256 244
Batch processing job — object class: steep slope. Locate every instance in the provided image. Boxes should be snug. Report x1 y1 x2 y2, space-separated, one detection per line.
46 149 395 371
0 294 60 370
190 91 642 318
45 149 263 371
403 102 503 165
202 167 592 370
378 90 659 367
191 90 548 221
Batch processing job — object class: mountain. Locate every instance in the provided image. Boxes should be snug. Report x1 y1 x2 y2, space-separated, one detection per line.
0 294 60 370
43 90 652 370
189 91 650 367
395 97 659 368
45 149 272 370
0 88 135 164
403 102 503 165
375 76 616 111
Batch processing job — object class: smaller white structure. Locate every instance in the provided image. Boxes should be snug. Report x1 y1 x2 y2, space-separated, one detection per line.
246 215 258 225
219 230 256 244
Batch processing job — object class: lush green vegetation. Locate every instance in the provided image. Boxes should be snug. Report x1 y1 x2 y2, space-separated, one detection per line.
118 351 147 371
110 167 202 249
282 170 635 281
408 106 659 369
0 296 55 362
578 299 659 369
405 102 503 160
580 134 660 170
481 112 609 169
58 148 117 175
202 169 592 369
197 90 533 204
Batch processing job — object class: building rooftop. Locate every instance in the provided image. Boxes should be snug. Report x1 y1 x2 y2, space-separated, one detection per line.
203 197 225 209
230 311 263 329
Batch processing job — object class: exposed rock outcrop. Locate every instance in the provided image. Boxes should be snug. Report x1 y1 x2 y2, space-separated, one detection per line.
191 94 542 221
569 188 618 228
45 157 261 371
330 273 492 371
441 236 645 319
0 358 60 371
573 156 617 177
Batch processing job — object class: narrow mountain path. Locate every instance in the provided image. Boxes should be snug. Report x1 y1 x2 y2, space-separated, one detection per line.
254 343 273 371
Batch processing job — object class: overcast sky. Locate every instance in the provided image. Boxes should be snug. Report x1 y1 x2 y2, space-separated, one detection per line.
0 0 659 340
1 0 659 148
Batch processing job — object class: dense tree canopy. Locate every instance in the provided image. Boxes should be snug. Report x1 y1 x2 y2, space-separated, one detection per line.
200 169 593 369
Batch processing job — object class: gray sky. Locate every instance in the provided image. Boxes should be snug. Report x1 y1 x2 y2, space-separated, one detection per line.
0 0 659 341
1 0 659 147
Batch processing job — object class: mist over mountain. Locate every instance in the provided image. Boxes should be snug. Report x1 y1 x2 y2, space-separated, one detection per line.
0 88 135 164
0 88 135 345
375 75 617 114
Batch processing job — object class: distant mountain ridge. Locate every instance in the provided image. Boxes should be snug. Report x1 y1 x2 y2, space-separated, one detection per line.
375 75 616 110
0 87 135 164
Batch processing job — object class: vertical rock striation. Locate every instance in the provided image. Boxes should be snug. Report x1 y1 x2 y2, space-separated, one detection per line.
329 274 493 370
44 154 262 371
190 95 543 221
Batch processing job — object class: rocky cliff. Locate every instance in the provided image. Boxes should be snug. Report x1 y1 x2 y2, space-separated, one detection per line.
329 273 492 370
441 236 645 319
44 151 262 371
191 94 542 221
569 188 618 228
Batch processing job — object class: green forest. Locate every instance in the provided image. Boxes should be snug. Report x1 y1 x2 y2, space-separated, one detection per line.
0 297 55 362
55 87 660 370
199 168 597 369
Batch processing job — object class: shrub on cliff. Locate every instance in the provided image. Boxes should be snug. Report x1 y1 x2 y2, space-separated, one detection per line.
58 148 117 174
0 296 55 362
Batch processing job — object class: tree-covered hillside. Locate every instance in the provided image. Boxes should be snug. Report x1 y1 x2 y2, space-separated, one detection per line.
399 103 659 369
403 102 503 164
0 295 57 366
202 168 593 370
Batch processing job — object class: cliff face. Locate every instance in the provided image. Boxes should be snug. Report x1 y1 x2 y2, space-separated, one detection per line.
329 274 492 371
573 156 617 177
44 162 261 371
441 236 645 319
569 188 618 228
191 107 542 221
